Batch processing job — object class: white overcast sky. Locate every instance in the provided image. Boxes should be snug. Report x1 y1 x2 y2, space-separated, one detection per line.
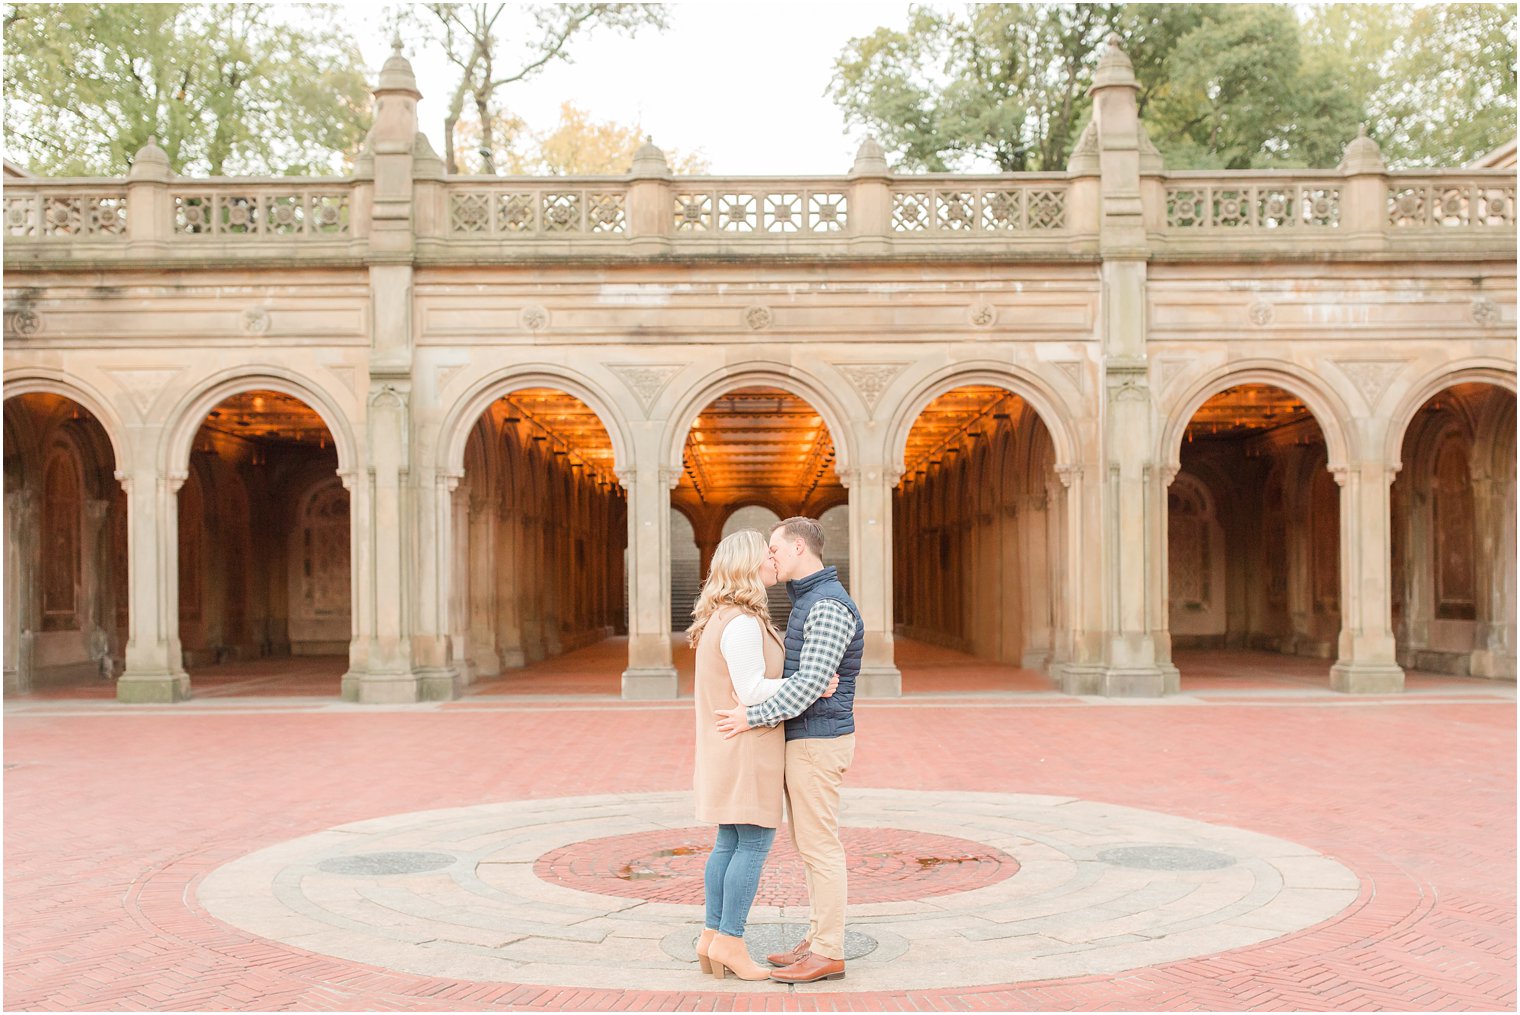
351 2 926 175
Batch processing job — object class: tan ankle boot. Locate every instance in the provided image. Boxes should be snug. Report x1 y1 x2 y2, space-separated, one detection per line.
696 928 717 974
707 933 771 981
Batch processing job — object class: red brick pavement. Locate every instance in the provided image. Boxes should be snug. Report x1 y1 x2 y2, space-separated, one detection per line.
4 648 1515 1011
534 826 1016 907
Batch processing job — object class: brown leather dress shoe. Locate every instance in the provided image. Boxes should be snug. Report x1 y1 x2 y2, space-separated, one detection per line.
769 952 845 983
766 938 811 967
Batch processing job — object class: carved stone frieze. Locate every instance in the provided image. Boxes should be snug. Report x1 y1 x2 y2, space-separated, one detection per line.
834 362 908 412
744 305 773 331
608 364 682 414
1051 360 1083 392
105 367 181 416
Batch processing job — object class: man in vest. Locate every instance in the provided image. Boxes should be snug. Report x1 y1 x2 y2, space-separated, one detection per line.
714 515 864 983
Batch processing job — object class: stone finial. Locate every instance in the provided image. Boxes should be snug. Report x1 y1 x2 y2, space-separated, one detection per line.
127 135 172 180
849 136 890 178
629 137 671 178
1338 123 1385 173
1092 32 1138 90
377 37 420 96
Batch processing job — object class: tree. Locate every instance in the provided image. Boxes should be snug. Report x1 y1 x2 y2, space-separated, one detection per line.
3 3 370 176
407 3 670 174
1302 3 1517 167
499 102 709 176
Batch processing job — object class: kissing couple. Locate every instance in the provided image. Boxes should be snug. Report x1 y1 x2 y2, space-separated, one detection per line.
690 515 862 983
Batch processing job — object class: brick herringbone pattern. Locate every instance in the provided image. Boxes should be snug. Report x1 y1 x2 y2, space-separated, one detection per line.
5 672 1514 1010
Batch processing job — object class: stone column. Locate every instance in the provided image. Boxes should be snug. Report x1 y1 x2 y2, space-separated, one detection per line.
841 464 902 697
4 489 36 694
1086 35 1169 696
848 138 892 255
494 499 526 667
466 490 499 677
1014 496 1050 669
117 465 191 702
619 460 679 699
1330 461 1405 692
83 498 113 676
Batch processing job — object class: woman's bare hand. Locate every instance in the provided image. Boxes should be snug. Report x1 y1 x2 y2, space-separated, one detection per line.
821 672 840 698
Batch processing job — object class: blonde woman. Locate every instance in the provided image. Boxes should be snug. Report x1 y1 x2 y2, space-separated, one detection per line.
690 529 832 981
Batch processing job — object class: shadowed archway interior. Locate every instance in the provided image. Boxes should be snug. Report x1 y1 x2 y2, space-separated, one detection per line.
1169 384 1339 675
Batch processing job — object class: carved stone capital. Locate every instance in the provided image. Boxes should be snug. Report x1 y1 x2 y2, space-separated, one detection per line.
1054 464 1083 488
163 470 188 495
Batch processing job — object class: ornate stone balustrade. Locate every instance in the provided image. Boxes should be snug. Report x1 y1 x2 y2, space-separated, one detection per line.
3 166 1513 263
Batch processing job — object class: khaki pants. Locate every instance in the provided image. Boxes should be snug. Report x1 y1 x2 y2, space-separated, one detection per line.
783 733 855 960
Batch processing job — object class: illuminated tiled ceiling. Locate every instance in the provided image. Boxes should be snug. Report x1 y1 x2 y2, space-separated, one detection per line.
201 390 333 448
489 388 616 483
903 385 1023 479
1185 385 1317 440
681 387 839 503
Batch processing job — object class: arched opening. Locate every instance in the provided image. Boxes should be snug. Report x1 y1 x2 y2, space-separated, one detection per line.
1392 382 1517 680
672 385 845 657
456 387 627 694
893 385 1063 692
176 389 349 695
1168 384 1341 688
3 393 126 695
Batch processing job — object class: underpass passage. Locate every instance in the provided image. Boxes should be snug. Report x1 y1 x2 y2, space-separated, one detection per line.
179 390 349 690
1169 385 1339 670
672 386 847 631
1392 383 1516 678
894 386 1064 674
457 388 626 681
3 393 126 694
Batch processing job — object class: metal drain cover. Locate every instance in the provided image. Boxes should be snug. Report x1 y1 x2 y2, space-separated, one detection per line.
1098 846 1236 871
316 851 456 876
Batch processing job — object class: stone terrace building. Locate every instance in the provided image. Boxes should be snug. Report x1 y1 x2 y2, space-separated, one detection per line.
3 39 1515 703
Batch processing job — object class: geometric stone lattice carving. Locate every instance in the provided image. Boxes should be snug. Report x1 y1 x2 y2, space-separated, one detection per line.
836 362 908 412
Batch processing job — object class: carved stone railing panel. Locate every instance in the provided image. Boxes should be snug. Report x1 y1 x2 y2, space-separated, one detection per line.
670 186 847 234
890 180 1068 233
171 187 350 237
1387 177 1517 228
4 189 128 239
1163 178 1341 230
447 184 627 235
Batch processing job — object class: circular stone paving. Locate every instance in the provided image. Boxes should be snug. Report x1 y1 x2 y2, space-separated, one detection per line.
536 826 1017 906
195 790 1361 993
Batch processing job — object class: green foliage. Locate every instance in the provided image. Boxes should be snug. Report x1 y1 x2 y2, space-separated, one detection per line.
3 3 371 177
831 3 1516 172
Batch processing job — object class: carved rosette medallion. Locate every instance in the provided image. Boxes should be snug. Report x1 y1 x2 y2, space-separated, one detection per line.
836 362 908 413
744 305 773 331
969 302 997 328
1248 301 1274 326
243 307 271 335
521 305 549 331
4 308 41 337
1472 298 1500 326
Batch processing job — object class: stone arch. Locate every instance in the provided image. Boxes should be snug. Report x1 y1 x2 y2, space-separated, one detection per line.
662 363 857 480
1384 360 1518 466
886 362 1079 479
718 495 793 528
160 367 359 479
1161 362 1355 474
438 365 631 479
3 371 131 474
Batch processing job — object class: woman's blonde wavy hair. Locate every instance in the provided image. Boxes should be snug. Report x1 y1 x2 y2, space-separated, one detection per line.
687 529 774 647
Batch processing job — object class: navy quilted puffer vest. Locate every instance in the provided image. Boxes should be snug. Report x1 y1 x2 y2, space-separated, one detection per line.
782 566 864 742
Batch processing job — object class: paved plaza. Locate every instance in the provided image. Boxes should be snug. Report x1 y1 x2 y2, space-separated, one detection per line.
4 641 1515 1011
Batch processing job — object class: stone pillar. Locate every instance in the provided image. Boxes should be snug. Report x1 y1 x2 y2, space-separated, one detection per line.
620 461 678 698
117 466 191 702
4 489 36 694
848 138 892 255
125 138 172 254
1330 461 1405 692
841 464 902 697
626 141 672 256
494 499 526 667
1086 35 1169 696
518 513 546 662
1338 127 1388 253
465 490 498 677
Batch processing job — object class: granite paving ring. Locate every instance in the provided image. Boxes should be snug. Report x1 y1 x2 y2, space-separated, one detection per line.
196 790 1362 993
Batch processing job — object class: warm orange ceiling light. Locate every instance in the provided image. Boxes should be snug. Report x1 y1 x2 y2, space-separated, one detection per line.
1185 385 1316 441
903 385 1020 480
200 390 332 448
491 388 616 483
679 387 839 503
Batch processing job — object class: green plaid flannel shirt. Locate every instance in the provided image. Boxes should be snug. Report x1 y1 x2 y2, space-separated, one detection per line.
745 598 856 729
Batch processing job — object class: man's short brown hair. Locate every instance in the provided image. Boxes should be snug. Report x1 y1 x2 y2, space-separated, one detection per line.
773 516 825 557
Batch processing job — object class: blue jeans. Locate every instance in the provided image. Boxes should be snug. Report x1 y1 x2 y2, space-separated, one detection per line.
703 823 776 937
